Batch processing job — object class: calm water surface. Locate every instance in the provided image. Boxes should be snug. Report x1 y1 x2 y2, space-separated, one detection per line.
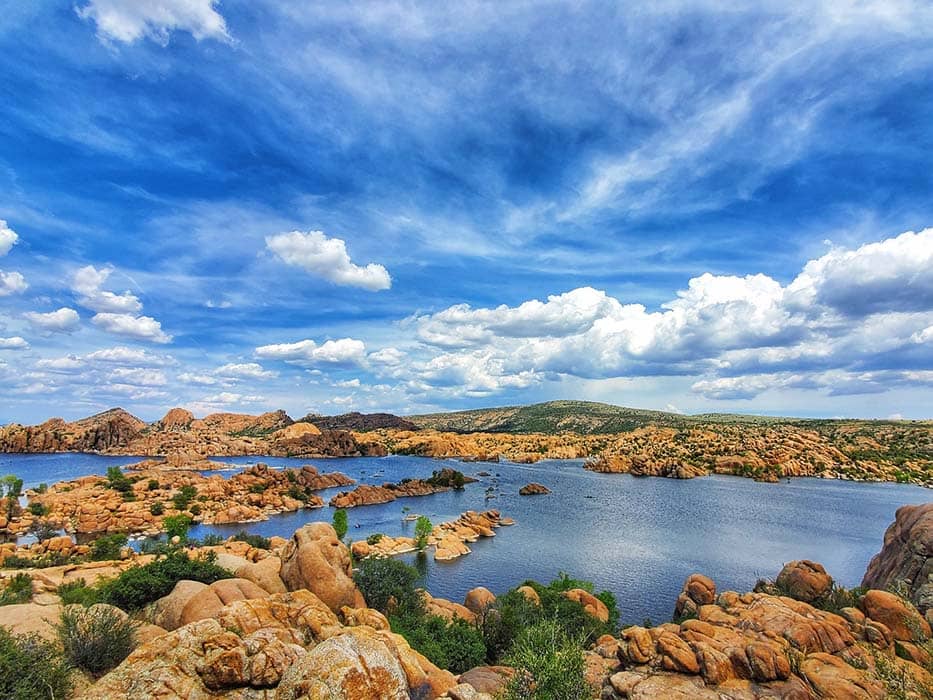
2 452 930 622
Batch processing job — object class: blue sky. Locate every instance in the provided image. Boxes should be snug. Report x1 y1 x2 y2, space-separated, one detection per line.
1 0 932 423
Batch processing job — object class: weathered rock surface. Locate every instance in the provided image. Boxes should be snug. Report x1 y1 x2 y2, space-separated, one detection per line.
518 482 550 495
862 502 933 615
279 523 366 613
775 559 834 604
82 589 456 699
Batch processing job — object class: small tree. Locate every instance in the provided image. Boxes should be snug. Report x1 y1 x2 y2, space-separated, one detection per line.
332 508 349 541
1 475 23 519
414 515 432 551
163 514 192 541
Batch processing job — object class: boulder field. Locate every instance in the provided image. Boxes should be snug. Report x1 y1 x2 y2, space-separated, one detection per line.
2 462 353 538
2 505 933 698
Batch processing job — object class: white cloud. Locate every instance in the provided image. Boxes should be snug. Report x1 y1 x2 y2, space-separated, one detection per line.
76 0 228 44
0 337 28 350
787 228 933 315
24 307 81 333
179 372 224 386
265 230 391 291
255 337 367 366
91 313 172 344
214 362 277 379
84 346 175 366
36 356 85 373
109 367 168 386
73 265 143 314
197 392 265 406
0 220 18 256
0 270 27 296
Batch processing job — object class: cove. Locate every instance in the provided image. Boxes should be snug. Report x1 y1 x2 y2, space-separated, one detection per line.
2 452 930 622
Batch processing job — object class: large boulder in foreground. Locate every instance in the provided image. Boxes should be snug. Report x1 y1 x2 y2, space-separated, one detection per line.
279 522 365 613
83 590 456 699
862 503 933 615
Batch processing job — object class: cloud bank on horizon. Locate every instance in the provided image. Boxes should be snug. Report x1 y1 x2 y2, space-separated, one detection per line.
0 0 931 422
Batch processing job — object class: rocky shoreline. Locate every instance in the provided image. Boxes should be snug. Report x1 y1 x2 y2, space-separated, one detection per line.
0 503 929 698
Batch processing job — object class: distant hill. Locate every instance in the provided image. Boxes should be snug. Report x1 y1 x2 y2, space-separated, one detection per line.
308 412 419 432
406 400 912 435
408 400 694 434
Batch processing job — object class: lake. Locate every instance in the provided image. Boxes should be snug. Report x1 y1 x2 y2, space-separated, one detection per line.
2 452 930 623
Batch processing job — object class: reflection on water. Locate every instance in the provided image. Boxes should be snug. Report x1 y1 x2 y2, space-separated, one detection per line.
2 452 930 622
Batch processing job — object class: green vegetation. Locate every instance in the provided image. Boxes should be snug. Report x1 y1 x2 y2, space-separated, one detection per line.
147 479 160 491
98 550 232 611
501 619 592 700
28 520 58 542
0 627 72 700
1 474 23 519
163 514 192 541
354 556 615 689
56 604 136 677
0 573 33 606
90 533 128 561
171 484 198 511
232 531 271 550
26 501 48 517
414 515 432 551
149 501 164 516
332 508 348 541
105 466 132 493
57 579 102 606
366 532 384 545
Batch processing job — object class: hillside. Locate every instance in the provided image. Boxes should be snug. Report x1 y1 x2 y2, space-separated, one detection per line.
409 400 759 434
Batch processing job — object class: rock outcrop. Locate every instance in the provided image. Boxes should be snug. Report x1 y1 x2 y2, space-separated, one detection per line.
279 523 366 613
83 590 457 699
8 463 353 538
775 559 834 604
863 502 933 617
597 568 933 699
518 482 550 495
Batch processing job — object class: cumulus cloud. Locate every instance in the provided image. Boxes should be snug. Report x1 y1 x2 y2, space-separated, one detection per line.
214 362 277 379
787 228 933 315
398 228 933 398
73 265 143 314
265 231 391 291
255 337 367 366
0 220 18 256
194 392 266 408
36 356 85 373
91 313 172 344
109 367 168 386
84 346 175 366
76 0 228 44
0 271 28 296
24 307 81 333
0 336 28 350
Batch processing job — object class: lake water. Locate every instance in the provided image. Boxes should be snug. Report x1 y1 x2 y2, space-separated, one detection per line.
2 452 930 623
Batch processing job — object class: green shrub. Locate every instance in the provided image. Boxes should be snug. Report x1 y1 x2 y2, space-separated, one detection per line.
390 612 486 674
188 504 201 516
332 508 348 541
57 605 136 677
90 533 128 561
232 531 271 550
366 533 384 545
0 573 33 606
147 479 160 491
36 483 48 494
414 516 432 551
2 552 73 569
249 483 267 494
500 619 592 700
28 520 58 542
58 579 101 606
27 502 48 517
199 533 224 546
150 501 165 516
286 485 309 502
172 485 198 511
353 556 424 616
106 466 132 493
163 514 192 541
0 627 72 700
99 551 232 611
